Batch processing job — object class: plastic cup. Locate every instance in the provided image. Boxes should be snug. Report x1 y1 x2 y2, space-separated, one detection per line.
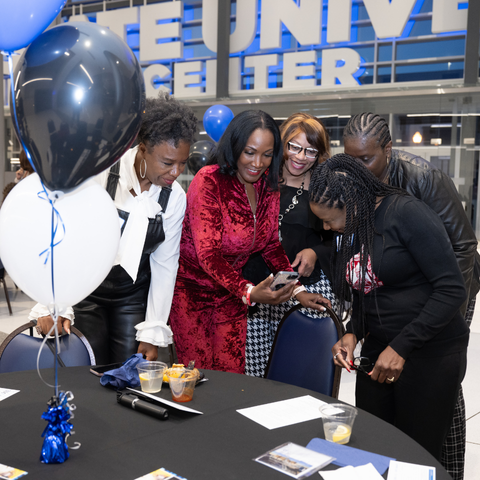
167 368 198 402
136 361 167 394
320 403 358 445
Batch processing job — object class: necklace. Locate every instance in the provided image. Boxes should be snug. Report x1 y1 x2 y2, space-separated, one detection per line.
278 171 306 242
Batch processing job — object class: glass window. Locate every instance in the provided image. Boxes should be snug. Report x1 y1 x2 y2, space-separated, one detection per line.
395 61 464 82
408 19 432 37
419 0 433 14
377 66 392 83
182 25 202 42
352 46 374 63
378 44 392 62
396 38 465 61
351 25 375 43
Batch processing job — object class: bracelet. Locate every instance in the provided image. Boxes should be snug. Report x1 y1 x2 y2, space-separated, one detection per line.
293 285 306 298
242 283 255 306
246 284 256 306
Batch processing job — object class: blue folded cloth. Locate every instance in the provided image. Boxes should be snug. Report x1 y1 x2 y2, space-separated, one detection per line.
306 438 395 475
100 353 145 389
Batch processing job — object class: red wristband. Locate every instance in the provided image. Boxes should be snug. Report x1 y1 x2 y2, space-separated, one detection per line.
246 285 256 306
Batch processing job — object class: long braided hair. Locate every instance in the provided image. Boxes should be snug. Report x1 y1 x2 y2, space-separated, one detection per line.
309 153 407 330
343 112 391 149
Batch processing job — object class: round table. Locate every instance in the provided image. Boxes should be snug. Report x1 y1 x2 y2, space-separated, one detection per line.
0 367 449 479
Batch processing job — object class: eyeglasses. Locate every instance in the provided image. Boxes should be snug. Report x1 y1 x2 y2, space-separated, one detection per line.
351 357 374 375
287 142 319 159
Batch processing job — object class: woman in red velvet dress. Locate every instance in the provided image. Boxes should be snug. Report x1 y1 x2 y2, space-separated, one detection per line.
169 110 329 373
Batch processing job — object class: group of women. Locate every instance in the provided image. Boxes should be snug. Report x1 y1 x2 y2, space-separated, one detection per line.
32 96 475 480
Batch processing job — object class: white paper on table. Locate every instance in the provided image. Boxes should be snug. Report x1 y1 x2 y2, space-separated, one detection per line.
127 388 203 414
319 463 384 480
237 395 327 430
319 465 356 479
387 460 436 480
0 388 20 402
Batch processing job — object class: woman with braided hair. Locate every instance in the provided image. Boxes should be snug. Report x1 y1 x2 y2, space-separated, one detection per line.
343 112 478 480
309 153 468 462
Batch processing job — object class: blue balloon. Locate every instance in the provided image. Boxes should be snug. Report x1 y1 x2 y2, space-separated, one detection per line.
12 22 145 192
0 0 67 52
203 105 234 142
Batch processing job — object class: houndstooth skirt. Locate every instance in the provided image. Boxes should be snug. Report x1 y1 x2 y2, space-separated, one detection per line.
245 270 337 377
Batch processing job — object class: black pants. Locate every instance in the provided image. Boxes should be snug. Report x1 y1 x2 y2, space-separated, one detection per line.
356 350 467 461
74 283 148 365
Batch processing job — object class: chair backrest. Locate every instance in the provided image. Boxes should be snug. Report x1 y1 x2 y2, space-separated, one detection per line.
0 321 96 373
264 304 345 398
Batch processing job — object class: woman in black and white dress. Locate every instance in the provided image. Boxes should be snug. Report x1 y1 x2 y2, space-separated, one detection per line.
245 113 337 377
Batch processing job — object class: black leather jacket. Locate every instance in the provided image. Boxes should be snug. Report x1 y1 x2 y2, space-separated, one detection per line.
388 149 480 313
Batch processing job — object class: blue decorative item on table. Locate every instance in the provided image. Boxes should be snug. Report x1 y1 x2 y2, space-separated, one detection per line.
40 391 77 464
203 105 234 142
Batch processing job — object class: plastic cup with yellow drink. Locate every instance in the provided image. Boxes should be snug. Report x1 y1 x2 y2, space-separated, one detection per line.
136 361 167 393
320 403 357 445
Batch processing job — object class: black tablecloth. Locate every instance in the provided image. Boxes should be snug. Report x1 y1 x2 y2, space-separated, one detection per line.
0 367 450 479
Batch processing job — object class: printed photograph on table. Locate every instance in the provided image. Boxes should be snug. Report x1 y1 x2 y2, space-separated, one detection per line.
255 442 334 479
0 463 27 480
134 467 187 480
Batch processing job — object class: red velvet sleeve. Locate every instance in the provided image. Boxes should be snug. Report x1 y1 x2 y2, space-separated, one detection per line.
186 172 250 299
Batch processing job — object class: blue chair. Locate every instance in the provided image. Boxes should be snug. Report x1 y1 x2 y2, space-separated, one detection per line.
264 304 345 398
0 321 96 373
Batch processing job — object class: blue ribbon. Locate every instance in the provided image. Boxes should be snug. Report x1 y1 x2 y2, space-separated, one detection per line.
37 190 66 269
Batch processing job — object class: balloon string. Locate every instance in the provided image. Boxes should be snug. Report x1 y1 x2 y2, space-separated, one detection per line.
37 191 66 272
36 320 61 391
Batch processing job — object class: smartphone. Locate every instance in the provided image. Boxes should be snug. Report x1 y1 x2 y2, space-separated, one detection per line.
270 271 299 291
89 362 124 377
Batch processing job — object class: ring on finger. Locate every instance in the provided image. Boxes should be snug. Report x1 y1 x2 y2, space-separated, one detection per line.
387 376 395 382
35 325 42 335
333 353 340 359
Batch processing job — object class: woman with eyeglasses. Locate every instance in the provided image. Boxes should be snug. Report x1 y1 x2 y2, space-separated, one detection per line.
169 110 330 374
309 153 468 462
245 112 337 377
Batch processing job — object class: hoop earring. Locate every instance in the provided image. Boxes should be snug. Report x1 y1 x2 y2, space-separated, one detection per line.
140 158 147 179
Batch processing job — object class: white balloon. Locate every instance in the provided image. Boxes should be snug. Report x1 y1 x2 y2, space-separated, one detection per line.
0 174 120 314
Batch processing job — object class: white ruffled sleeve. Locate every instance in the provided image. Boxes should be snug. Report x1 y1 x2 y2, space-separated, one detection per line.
134 183 186 347
28 303 75 324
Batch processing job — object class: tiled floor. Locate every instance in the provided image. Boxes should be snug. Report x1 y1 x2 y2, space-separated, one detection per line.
1 273 480 478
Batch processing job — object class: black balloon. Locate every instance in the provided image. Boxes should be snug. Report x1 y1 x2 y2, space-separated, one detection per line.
188 140 215 175
12 22 145 192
